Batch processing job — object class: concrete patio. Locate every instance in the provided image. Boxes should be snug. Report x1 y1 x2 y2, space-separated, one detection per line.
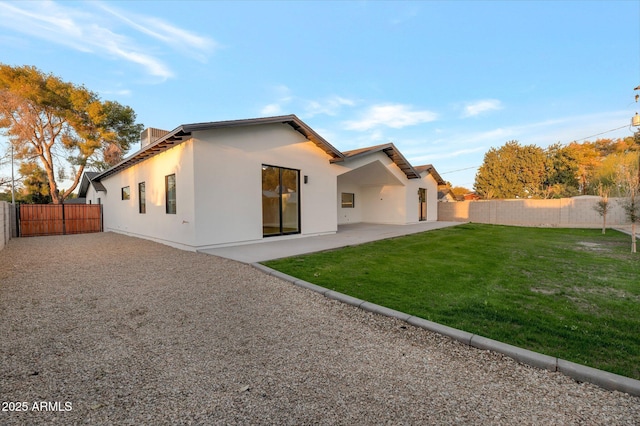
198 221 462 263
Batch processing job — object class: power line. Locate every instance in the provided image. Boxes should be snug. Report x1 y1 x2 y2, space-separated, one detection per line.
440 166 480 175
568 125 629 144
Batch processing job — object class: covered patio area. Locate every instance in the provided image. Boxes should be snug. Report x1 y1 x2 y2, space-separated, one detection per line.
198 221 462 263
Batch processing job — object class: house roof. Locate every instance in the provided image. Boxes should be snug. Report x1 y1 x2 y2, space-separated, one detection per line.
78 171 107 197
414 164 446 185
90 114 444 185
94 115 344 181
333 143 422 180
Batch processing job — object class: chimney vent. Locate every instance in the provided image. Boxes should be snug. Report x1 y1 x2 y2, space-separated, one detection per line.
141 128 170 148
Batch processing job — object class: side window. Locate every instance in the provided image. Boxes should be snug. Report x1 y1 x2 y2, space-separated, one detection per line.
121 186 130 200
138 182 146 214
341 192 354 208
165 174 176 214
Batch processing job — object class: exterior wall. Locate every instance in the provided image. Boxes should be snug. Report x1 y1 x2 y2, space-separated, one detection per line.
438 197 629 228
403 172 439 223
336 153 440 225
336 153 407 225
85 185 104 205
99 141 197 250
190 123 338 249
336 181 363 224
360 184 406 224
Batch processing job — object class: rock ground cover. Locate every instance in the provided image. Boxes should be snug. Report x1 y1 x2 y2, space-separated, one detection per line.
1 232 638 424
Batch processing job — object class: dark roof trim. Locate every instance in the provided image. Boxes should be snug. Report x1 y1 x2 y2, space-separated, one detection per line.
94 115 344 181
414 164 446 185
78 171 107 197
332 143 422 180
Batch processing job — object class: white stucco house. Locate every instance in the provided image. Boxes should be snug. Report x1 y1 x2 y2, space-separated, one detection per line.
79 115 444 251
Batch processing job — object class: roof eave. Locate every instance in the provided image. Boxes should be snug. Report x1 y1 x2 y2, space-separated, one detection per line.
332 143 421 180
93 115 343 182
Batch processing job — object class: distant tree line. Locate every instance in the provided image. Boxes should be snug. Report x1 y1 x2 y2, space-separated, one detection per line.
474 138 639 200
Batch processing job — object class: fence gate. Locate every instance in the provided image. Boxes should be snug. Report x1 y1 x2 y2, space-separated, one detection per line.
18 204 103 237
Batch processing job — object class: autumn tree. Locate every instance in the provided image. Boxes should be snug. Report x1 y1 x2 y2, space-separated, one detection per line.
543 143 580 198
593 184 610 234
474 141 547 199
450 186 471 198
0 65 143 204
617 163 640 253
18 162 51 204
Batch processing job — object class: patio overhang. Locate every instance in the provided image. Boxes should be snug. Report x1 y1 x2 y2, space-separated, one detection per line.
331 143 421 180
337 159 404 186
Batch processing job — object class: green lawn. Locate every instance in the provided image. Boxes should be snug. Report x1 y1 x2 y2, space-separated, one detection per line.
263 224 640 379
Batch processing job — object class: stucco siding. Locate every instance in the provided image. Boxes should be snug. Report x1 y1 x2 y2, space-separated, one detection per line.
100 141 197 250
335 153 440 225
191 124 338 249
403 173 439 223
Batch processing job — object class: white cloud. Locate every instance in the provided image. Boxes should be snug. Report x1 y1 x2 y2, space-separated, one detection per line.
462 99 503 117
304 96 355 117
259 85 294 116
97 3 217 61
344 104 438 131
260 103 283 116
0 0 216 80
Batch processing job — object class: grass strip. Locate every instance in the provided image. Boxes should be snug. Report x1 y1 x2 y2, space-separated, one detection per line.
264 224 640 379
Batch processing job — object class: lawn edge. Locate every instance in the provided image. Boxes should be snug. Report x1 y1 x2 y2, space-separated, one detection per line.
252 262 640 398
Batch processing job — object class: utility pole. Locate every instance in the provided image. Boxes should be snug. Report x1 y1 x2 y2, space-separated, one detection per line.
10 143 15 204
634 86 640 186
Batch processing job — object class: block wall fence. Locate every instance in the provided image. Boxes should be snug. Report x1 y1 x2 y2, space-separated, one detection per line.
0 201 11 251
438 197 630 228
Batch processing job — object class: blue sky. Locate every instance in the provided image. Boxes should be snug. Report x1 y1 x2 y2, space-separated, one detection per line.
0 0 639 189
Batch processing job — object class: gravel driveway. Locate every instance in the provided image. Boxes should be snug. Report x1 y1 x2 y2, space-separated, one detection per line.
1 232 638 425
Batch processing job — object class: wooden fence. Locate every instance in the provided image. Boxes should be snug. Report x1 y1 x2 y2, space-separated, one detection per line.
18 204 102 237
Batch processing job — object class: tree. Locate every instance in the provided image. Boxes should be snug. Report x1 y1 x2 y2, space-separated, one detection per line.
0 65 143 204
567 141 601 194
450 186 471 198
474 141 547 199
18 162 51 204
593 184 610 234
544 143 580 198
616 161 640 253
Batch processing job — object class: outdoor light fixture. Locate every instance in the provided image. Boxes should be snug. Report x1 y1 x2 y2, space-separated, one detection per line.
304 175 308 184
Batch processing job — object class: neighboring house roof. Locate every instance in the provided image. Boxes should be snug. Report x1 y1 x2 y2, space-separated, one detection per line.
78 171 107 197
437 188 461 202
64 197 87 204
94 115 344 181
464 192 481 201
414 164 446 185
333 143 421 180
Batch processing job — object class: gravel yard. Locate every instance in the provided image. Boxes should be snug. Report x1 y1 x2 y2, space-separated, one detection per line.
1 232 639 425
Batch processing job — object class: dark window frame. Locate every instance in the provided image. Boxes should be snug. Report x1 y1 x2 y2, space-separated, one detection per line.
121 186 130 200
138 182 146 214
165 174 176 214
341 192 355 208
262 164 301 237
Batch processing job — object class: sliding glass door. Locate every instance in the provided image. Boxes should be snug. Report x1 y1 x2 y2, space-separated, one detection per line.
262 165 300 236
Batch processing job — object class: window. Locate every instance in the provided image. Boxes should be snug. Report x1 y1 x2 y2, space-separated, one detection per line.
262 165 300 236
138 182 146 214
165 174 176 214
341 192 355 208
121 186 130 200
